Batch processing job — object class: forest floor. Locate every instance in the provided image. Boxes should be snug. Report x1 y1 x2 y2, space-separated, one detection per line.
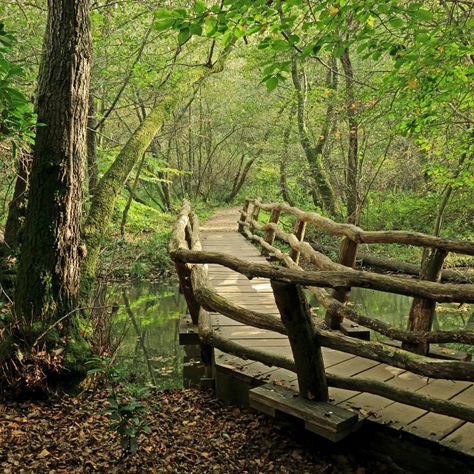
0 387 403 474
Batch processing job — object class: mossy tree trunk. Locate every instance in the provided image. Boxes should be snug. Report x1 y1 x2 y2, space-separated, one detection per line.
280 104 296 206
291 59 339 216
340 48 360 225
13 0 91 353
82 40 236 285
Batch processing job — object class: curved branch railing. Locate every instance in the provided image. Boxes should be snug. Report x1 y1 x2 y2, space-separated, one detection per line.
239 198 474 351
169 200 474 425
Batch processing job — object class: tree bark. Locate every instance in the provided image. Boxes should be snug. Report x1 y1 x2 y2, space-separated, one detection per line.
14 0 91 342
291 59 338 215
403 249 447 354
4 151 31 249
340 48 360 225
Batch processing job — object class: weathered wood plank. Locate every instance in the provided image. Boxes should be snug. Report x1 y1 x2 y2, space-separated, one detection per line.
249 384 358 442
440 422 474 456
327 357 380 377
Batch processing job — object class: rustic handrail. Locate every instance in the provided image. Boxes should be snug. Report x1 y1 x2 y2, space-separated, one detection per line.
252 199 474 256
240 198 474 353
169 200 474 425
174 247 474 345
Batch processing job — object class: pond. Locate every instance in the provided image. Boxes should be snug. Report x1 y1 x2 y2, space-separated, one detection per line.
105 280 472 389
308 287 473 353
103 280 189 390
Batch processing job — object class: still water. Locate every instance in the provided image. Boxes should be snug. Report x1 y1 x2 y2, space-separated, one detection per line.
106 281 187 390
107 281 472 388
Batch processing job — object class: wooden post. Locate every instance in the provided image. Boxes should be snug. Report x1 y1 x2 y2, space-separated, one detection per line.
402 248 447 355
239 198 251 233
262 208 281 256
192 307 214 388
271 280 328 401
251 200 260 224
175 261 200 325
289 220 307 264
324 237 358 329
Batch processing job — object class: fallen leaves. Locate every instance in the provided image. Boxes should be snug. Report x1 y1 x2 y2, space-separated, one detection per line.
0 388 397 473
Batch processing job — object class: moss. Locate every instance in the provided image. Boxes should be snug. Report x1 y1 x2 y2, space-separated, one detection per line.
83 104 170 284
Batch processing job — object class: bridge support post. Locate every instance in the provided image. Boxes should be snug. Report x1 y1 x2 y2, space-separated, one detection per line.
262 208 281 256
239 199 252 233
271 280 328 402
402 248 447 355
289 220 307 265
250 200 260 223
324 237 358 329
175 261 200 325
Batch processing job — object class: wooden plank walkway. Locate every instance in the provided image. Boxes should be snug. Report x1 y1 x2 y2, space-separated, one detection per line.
200 208 474 458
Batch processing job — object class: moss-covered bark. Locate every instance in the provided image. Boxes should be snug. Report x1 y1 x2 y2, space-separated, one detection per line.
291 59 339 216
82 103 169 285
82 40 236 285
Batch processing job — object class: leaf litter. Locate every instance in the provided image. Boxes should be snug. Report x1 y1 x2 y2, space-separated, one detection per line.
0 388 401 473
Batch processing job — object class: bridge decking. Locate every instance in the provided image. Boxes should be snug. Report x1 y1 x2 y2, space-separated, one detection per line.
199 208 474 458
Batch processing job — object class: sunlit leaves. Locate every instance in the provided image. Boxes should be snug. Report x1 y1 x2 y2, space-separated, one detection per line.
0 22 36 143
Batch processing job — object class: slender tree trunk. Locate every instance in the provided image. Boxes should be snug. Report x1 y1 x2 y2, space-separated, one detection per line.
280 105 296 206
224 104 287 203
87 94 99 195
14 0 91 343
291 59 338 215
340 48 360 225
225 156 257 202
120 153 147 238
150 138 171 211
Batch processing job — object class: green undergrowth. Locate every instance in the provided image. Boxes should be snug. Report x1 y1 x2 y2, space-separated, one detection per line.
96 196 226 282
251 190 474 267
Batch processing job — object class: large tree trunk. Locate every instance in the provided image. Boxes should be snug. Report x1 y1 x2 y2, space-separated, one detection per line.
14 0 91 345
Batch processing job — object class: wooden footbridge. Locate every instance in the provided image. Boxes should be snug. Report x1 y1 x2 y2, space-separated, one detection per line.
169 199 474 468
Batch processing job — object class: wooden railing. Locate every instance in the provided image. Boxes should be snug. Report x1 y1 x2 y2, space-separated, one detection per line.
168 199 474 425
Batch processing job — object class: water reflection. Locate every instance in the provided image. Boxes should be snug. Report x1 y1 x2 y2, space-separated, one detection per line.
104 280 472 388
106 281 187 390
307 287 473 353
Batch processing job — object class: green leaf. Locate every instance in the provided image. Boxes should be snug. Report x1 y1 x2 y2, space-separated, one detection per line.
189 23 203 36
372 50 382 61
178 27 191 44
408 9 433 21
194 1 207 14
271 39 290 51
389 17 404 28
154 8 172 19
154 18 175 31
287 34 300 45
265 76 278 91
